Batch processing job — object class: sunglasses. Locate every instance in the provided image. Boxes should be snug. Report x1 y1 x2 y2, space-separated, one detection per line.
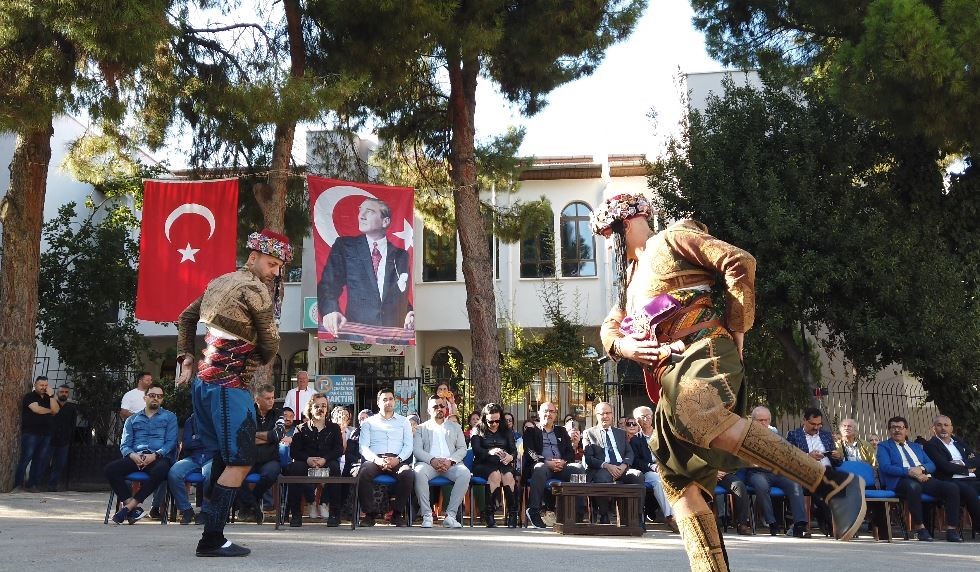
625 421 638 427
432 404 447 409
487 419 501 424
146 393 164 398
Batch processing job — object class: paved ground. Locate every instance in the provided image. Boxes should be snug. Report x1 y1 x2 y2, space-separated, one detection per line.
1 491 977 571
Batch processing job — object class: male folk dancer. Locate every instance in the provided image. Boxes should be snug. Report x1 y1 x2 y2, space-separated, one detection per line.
592 194 865 571
176 229 291 557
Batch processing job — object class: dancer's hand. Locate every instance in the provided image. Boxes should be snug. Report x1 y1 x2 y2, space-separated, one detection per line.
733 331 745 360
616 337 667 366
176 356 193 386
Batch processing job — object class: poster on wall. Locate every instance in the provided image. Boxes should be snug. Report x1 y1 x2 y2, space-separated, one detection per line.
314 375 355 406
308 176 416 346
318 340 406 358
393 379 419 418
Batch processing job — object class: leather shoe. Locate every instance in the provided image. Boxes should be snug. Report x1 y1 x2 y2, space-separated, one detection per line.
769 523 779 536
361 513 376 527
180 508 195 525
792 521 811 538
391 511 407 527
915 528 933 542
289 511 303 528
945 530 964 543
737 522 753 536
327 514 340 527
664 515 679 533
818 469 866 541
196 542 250 557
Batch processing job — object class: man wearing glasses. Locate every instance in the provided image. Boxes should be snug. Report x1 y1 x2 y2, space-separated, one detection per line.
413 395 470 528
522 401 585 528
104 383 177 524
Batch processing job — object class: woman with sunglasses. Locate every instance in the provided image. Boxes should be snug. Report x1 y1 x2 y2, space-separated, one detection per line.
470 403 519 528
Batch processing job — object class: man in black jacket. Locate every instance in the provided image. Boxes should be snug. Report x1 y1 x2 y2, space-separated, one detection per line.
923 415 980 532
583 402 642 523
236 384 285 524
522 401 584 528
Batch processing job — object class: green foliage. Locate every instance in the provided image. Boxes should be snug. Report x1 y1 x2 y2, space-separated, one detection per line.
690 0 980 153
158 376 194 424
500 281 601 403
649 77 980 440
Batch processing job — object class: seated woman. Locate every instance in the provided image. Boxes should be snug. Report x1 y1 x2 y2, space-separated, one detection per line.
283 393 344 527
470 403 519 528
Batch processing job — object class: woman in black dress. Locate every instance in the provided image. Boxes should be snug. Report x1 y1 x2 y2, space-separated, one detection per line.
470 403 518 528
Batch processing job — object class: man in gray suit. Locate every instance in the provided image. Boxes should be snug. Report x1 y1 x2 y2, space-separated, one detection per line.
413 395 471 528
583 402 643 523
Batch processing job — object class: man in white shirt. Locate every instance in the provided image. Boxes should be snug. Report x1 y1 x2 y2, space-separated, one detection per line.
923 415 980 534
413 395 470 528
356 388 416 526
119 372 153 420
582 402 642 523
282 371 316 422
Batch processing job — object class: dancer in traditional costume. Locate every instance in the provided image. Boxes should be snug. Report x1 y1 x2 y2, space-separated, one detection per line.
593 194 865 571
176 229 292 557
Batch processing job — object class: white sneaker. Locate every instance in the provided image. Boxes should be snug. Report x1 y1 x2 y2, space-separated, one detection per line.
308 504 319 519
319 503 329 519
421 514 433 528
442 514 462 528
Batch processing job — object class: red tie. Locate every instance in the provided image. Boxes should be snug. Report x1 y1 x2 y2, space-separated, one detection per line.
372 242 382 277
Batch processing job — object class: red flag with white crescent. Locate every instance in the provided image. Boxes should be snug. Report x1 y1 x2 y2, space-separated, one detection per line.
135 179 239 321
308 176 415 346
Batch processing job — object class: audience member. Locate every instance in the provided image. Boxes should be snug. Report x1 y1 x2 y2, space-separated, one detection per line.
167 413 216 524
504 412 521 442
283 371 316 422
119 372 152 421
281 407 297 442
357 409 373 426
835 418 877 467
284 393 343 527
471 403 519 528
236 384 284 524
44 384 76 491
356 389 416 527
523 402 585 528
716 471 752 535
105 383 177 524
413 395 470 528
624 417 639 440
568 426 584 462
583 402 642 523
408 413 421 435
434 382 459 418
464 411 481 445
14 376 60 493
877 416 962 542
787 408 842 535
630 406 678 533
745 406 809 537
923 415 980 535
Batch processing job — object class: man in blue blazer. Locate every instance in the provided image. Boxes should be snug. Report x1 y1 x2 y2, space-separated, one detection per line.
876 416 962 542
786 408 842 536
318 198 413 342
923 415 980 533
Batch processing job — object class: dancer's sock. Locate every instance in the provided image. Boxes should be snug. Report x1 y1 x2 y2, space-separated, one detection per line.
199 483 235 550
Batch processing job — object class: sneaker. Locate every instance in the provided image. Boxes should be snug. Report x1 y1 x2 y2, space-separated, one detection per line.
526 508 547 529
443 514 462 529
111 506 130 525
149 506 161 520
127 506 146 524
945 530 963 543
319 503 329 520
196 541 250 557
308 503 319 519
915 528 933 542
421 513 434 528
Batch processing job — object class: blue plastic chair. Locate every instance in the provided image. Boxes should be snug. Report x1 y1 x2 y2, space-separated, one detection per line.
463 449 492 527
355 473 413 526
104 471 168 525
840 460 902 541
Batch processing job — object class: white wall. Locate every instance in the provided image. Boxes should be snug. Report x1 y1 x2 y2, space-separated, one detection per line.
686 70 762 113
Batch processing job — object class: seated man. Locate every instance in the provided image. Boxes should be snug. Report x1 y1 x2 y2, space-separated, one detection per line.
923 415 980 536
522 401 585 528
283 393 344 527
630 406 678 532
236 384 285 524
877 415 962 542
835 418 877 467
167 413 216 524
745 406 809 537
413 395 470 528
580 402 641 524
356 388 415 527
787 407 843 536
104 383 177 524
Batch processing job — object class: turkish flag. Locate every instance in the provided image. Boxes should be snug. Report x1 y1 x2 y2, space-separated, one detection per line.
135 179 239 321
308 176 415 345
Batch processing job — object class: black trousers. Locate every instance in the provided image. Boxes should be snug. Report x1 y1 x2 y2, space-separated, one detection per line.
104 457 171 504
893 476 960 527
354 460 415 515
587 467 644 514
947 478 980 529
717 472 750 524
527 463 585 509
284 460 342 510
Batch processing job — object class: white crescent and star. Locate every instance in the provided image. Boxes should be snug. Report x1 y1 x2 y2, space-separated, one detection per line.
164 203 216 264
313 186 414 250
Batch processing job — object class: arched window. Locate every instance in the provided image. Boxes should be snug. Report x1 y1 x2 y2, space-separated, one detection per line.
559 202 596 277
423 227 457 282
431 346 464 382
520 207 555 278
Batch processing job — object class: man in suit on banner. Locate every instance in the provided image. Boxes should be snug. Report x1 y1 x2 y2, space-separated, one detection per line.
318 197 413 342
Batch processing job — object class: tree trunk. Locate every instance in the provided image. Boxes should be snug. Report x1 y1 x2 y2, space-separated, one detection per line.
447 52 500 409
774 325 822 410
253 0 305 386
0 122 54 491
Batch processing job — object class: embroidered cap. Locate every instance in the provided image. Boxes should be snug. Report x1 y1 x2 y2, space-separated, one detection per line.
590 193 653 235
246 228 293 263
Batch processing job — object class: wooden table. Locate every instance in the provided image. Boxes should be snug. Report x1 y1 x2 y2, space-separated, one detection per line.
550 482 645 536
274 474 359 530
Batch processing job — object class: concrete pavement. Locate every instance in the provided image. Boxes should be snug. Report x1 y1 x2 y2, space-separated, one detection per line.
0 491 976 571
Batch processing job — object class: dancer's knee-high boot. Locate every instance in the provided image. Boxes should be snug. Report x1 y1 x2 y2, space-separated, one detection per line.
677 510 728 572
734 421 866 540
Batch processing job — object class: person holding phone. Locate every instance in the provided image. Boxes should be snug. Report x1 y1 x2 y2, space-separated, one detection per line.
470 403 519 528
13 376 60 492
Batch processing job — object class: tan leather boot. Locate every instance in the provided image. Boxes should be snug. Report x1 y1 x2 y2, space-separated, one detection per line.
677 510 728 572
